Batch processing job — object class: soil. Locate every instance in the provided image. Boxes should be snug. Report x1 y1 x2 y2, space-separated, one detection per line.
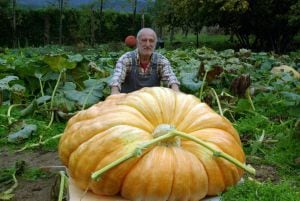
0 148 62 201
0 148 280 201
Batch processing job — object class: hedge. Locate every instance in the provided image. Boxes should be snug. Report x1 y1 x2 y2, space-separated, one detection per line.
0 8 152 47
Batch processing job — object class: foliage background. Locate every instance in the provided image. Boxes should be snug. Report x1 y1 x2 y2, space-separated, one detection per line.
0 8 151 47
0 0 299 52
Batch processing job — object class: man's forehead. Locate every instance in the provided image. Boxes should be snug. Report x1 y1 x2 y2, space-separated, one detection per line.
140 31 155 38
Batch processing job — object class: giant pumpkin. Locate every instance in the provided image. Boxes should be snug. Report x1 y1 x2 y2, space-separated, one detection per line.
59 87 251 201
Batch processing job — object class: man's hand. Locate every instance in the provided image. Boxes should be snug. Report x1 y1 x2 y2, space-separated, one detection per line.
111 86 120 95
171 84 180 92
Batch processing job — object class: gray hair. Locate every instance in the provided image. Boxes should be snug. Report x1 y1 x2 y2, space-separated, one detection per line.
136 28 157 43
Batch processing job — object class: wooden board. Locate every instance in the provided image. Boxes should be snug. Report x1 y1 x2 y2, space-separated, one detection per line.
68 176 221 201
68 177 129 201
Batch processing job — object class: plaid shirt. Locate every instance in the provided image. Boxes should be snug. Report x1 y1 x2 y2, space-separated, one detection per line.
110 50 180 90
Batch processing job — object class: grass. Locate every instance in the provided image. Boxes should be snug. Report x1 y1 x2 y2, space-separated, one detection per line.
221 179 300 201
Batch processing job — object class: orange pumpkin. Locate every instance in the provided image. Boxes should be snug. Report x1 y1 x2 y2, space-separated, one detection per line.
58 87 246 201
125 35 136 48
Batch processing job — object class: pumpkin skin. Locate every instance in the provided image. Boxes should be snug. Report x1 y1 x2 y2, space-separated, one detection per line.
125 35 137 48
58 87 245 201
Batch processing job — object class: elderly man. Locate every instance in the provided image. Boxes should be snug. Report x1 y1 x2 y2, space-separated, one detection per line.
110 28 180 94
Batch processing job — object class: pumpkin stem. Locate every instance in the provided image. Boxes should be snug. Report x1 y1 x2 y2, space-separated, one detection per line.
152 124 180 146
91 151 135 181
245 88 255 111
210 88 223 116
91 130 256 181
173 130 255 175
199 70 208 101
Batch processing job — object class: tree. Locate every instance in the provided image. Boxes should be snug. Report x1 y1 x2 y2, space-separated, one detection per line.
46 0 69 44
58 0 63 44
99 0 104 42
201 0 299 52
151 0 183 43
12 0 16 47
127 0 138 34
157 0 299 52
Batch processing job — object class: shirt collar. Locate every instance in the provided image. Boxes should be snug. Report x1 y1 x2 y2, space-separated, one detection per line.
135 49 156 64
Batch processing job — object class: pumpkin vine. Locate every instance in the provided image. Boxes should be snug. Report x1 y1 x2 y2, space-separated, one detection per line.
91 127 256 181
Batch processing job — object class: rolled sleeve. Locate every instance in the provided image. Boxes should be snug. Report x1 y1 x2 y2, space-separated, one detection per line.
109 53 132 90
158 55 180 87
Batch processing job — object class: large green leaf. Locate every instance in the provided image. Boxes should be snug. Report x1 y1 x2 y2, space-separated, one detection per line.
0 76 19 90
36 95 52 105
68 54 84 63
10 84 26 93
42 71 60 81
43 54 77 72
280 91 300 105
180 72 203 93
63 79 105 107
7 124 37 144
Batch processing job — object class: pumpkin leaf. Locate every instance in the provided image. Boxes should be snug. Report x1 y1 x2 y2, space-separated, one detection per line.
63 79 105 107
20 100 37 117
260 60 274 70
42 71 60 81
180 72 203 93
0 76 19 90
36 95 52 105
280 91 300 105
7 124 37 144
68 54 83 63
43 54 77 72
10 84 26 93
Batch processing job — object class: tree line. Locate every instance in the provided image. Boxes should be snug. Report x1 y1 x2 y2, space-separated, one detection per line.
0 0 150 47
152 0 300 52
0 0 299 52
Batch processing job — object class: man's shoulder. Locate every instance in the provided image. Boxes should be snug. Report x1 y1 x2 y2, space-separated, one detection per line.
119 50 136 60
153 51 169 62
122 50 135 56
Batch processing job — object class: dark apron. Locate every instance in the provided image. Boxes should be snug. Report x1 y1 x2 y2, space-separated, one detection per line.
121 51 160 93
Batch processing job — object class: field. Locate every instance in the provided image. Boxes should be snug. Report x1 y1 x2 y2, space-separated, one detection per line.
0 43 300 200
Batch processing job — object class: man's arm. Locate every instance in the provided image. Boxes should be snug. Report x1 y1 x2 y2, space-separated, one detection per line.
111 86 120 94
158 55 180 91
171 83 180 92
109 52 131 95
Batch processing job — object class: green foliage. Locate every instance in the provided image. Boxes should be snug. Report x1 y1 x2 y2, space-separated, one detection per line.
204 0 300 52
152 0 299 52
22 167 52 181
221 179 300 201
7 124 37 143
0 105 65 150
0 46 299 200
0 8 151 47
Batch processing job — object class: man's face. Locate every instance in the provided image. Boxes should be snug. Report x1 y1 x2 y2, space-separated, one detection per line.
137 31 156 57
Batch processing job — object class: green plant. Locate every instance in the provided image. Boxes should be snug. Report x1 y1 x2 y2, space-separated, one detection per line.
221 179 300 201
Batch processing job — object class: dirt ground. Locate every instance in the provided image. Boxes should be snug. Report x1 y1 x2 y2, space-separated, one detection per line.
0 148 62 201
0 148 280 201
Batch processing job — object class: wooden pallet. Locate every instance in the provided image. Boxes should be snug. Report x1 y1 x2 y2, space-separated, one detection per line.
68 177 220 201
68 177 129 201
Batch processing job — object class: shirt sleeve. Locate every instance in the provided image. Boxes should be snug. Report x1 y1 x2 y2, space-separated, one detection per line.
109 52 131 90
158 54 180 87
